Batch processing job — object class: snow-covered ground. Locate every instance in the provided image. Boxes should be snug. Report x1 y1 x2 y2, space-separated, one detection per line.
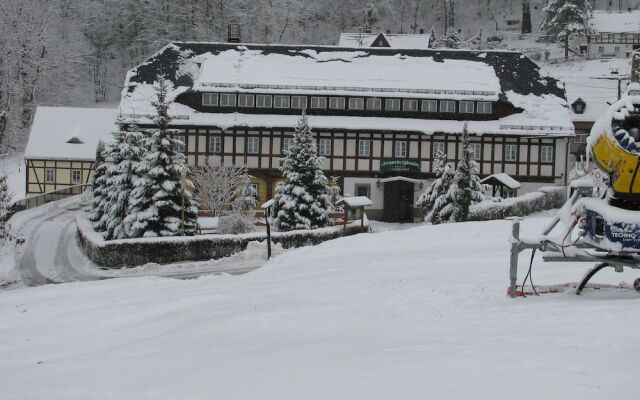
1 216 638 399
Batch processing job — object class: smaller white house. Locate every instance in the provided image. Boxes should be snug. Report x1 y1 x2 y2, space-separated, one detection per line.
586 10 640 59
24 107 117 197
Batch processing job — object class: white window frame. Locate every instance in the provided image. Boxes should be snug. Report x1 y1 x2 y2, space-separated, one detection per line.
348 97 365 110
422 99 438 112
282 137 294 153
71 169 82 184
291 96 307 109
459 101 475 114
385 98 401 111
477 102 492 114
367 98 382 110
202 93 219 106
311 97 326 109
440 100 456 113
358 139 371 157
256 94 273 108
432 141 446 157
209 136 222 154
237 94 255 107
394 141 408 158
318 138 332 156
470 143 482 160
540 145 553 163
273 95 290 109
403 99 419 112
505 144 518 162
247 137 260 154
329 97 346 109
45 169 55 183
219 93 236 107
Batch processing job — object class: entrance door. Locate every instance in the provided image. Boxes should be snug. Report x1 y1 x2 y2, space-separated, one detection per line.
383 180 415 222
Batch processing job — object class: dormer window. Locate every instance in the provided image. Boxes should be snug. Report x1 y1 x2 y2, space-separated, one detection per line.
572 98 586 115
66 137 83 144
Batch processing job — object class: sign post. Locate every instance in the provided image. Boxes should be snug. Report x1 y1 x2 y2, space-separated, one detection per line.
261 199 275 259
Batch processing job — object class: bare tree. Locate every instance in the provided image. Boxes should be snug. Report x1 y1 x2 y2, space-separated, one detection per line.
190 160 251 216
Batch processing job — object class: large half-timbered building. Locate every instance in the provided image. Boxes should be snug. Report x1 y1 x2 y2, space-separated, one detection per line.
118 42 573 222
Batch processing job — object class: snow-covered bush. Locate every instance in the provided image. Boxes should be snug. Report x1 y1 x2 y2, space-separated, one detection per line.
273 113 331 231
438 28 463 49
417 150 453 224
427 126 484 224
125 75 198 238
328 176 343 212
218 187 257 235
0 173 18 285
191 161 251 216
0 173 12 242
468 186 566 221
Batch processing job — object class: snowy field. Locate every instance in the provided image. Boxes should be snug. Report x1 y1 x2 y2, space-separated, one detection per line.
1 216 638 399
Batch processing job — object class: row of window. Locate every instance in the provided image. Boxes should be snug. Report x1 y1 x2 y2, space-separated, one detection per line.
202 92 493 114
175 134 553 162
45 169 82 184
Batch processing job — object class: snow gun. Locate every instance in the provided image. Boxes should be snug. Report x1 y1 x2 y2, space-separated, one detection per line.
508 83 640 297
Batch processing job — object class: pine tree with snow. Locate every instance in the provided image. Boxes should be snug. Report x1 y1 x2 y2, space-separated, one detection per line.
124 75 198 238
273 113 330 231
89 140 107 223
539 0 593 59
104 123 145 240
434 126 485 223
93 126 126 233
417 150 454 224
0 173 13 242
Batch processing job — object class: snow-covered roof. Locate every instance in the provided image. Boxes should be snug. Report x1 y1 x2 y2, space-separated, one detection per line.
590 10 640 34
25 107 118 161
338 32 431 49
338 196 372 208
120 42 574 137
480 173 521 190
543 59 631 123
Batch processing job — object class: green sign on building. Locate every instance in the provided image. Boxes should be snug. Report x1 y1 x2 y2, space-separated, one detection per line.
380 159 421 172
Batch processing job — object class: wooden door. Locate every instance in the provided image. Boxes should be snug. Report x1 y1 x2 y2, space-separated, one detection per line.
383 180 414 222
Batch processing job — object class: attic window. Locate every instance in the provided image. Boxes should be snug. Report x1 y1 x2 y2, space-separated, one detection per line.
572 98 586 115
67 137 84 144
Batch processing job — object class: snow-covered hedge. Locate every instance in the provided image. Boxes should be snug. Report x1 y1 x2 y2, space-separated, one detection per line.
467 186 566 221
77 217 364 268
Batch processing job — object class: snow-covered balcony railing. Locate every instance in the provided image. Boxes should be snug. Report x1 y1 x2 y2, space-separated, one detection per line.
499 124 574 132
122 113 190 120
200 82 496 97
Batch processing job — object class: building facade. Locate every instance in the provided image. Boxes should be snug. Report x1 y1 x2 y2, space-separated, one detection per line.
585 10 640 59
118 42 573 222
24 107 117 197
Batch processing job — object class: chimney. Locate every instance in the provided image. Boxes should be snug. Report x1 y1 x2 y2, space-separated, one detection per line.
364 25 372 34
386 29 391 34
228 23 241 43
420 28 425 34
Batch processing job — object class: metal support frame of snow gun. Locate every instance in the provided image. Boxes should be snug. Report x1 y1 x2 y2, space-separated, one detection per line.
508 186 640 298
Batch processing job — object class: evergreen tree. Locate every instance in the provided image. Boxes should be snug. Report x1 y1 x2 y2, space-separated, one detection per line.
434 126 485 223
93 127 126 233
539 0 593 59
417 150 454 224
0 173 13 242
124 75 198 238
89 140 107 223
273 113 330 231
104 123 145 240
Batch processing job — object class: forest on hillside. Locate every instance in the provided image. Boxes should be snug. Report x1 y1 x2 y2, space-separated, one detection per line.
1 0 638 151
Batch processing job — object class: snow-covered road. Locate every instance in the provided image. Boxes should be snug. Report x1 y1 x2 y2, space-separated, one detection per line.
8 196 276 288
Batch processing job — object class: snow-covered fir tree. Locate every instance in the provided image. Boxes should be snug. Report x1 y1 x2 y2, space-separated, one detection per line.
89 140 107 224
540 0 593 58
124 75 198 238
433 126 485 223
273 113 330 231
104 123 145 240
93 127 126 233
417 150 454 224
0 173 13 242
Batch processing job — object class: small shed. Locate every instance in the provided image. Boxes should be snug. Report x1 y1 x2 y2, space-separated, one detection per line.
480 173 521 198
337 196 372 233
